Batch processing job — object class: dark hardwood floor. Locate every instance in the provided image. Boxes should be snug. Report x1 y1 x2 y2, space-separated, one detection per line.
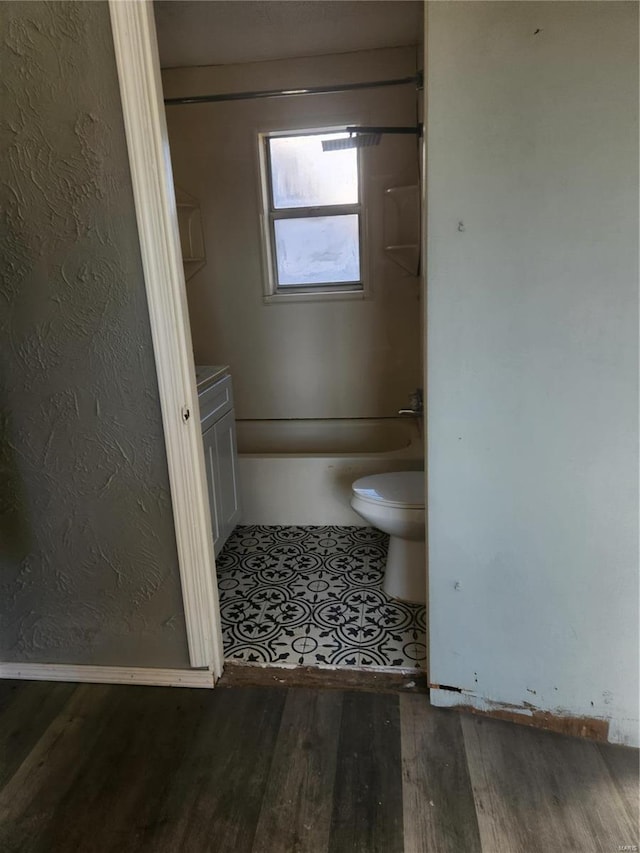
0 677 637 852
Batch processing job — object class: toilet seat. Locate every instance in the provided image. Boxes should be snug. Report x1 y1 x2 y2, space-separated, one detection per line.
351 471 424 509
350 471 426 604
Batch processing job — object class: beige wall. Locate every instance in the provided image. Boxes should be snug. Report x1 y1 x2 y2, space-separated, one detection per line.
426 1 639 744
0 1 190 668
162 47 422 419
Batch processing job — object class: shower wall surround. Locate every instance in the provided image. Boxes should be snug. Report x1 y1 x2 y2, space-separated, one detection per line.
0 2 190 668
162 46 422 420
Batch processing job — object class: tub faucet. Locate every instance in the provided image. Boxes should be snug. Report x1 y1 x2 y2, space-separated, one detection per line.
399 388 423 416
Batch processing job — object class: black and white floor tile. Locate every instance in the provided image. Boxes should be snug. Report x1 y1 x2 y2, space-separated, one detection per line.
216 526 426 670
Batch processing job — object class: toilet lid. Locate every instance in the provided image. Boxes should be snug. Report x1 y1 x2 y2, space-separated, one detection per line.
352 471 425 509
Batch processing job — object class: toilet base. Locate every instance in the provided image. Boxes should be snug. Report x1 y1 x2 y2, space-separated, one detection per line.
383 536 426 604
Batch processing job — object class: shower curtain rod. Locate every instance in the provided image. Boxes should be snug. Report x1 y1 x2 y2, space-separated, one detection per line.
163 73 422 107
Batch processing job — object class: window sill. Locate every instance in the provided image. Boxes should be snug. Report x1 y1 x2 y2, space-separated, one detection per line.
263 287 369 305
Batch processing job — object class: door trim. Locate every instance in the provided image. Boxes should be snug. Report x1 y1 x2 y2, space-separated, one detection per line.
108 0 223 675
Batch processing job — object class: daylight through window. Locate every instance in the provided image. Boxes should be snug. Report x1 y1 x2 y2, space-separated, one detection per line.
261 130 362 295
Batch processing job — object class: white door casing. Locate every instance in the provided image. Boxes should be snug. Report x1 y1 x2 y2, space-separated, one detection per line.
108 0 224 677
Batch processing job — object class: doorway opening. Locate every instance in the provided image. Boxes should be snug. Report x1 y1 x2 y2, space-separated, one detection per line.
153 0 427 681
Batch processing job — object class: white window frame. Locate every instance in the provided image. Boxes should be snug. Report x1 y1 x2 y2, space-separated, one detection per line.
258 127 369 304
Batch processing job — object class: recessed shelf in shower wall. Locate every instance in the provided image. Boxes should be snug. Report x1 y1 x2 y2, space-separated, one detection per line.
383 184 420 275
176 187 206 281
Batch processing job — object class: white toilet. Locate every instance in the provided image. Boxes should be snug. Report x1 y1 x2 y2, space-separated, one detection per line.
350 471 426 604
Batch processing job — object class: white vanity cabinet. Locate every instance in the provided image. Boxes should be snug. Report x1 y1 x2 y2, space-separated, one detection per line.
198 371 241 556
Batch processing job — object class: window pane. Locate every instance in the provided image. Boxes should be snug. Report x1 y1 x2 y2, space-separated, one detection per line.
274 215 360 286
269 133 358 209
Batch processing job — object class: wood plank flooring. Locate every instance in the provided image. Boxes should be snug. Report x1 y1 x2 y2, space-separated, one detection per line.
400 695 482 852
0 679 637 853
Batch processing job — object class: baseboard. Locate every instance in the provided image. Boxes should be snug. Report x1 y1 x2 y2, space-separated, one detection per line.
0 662 215 689
431 686 639 747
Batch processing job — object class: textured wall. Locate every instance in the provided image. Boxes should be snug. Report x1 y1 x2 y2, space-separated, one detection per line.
0 1 191 668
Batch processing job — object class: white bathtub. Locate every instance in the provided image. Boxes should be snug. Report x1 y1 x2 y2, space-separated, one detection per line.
236 417 424 525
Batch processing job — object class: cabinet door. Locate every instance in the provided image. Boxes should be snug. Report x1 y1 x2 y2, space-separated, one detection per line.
213 409 241 550
202 423 221 550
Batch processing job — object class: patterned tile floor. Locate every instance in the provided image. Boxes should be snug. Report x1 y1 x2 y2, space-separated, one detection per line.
216 526 427 670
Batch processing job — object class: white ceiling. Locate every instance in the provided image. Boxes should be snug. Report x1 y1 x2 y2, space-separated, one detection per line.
154 1 423 69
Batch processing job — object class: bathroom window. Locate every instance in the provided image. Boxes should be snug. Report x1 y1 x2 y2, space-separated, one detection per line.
259 129 364 300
